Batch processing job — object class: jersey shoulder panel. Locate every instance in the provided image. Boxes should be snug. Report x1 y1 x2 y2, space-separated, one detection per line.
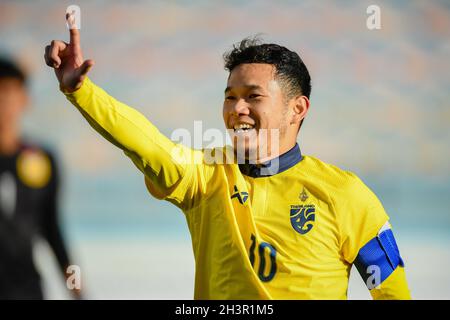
300 155 389 263
300 155 363 195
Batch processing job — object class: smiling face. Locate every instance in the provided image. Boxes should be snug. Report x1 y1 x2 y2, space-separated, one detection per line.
223 63 307 162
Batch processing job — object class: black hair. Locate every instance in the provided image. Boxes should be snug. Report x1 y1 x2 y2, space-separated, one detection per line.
0 57 27 86
223 37 311 100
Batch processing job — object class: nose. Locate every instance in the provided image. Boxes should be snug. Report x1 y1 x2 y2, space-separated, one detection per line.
230 98 250 117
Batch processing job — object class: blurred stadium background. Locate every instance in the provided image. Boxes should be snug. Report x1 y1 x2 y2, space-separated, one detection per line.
0 0 449 299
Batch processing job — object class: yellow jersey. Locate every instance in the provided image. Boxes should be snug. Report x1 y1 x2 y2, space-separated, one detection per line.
64 78 410 300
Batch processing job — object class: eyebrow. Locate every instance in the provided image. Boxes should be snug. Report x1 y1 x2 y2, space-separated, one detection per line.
224 84 264 94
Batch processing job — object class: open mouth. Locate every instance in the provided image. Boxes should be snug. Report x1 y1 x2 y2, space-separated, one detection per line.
233 123 256 134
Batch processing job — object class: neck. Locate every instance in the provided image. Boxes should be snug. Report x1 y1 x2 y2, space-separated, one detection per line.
238 142 302 178
0 127 20 156
256 140 296 164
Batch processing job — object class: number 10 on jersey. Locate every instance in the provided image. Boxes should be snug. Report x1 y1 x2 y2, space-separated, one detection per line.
249 234 277 282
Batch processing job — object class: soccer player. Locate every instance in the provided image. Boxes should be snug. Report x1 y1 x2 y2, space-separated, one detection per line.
0 57 80 299
43 19 411 299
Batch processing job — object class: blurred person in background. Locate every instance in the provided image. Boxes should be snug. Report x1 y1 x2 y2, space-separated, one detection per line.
0 57 80 299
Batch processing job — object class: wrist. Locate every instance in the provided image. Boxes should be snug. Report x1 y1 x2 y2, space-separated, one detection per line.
60 78 87 95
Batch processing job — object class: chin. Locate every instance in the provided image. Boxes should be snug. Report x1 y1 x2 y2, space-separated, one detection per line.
232 141 261 163
229 128 276 162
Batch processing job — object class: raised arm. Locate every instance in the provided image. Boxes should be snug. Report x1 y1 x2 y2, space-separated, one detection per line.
44 14 211 209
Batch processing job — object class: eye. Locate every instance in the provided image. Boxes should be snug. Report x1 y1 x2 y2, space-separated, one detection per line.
225 95 236 101
248 94 261 99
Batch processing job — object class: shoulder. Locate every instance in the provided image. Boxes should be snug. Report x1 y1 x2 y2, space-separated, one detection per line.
300 155 367 194
302 155 388 226
300 155 383 212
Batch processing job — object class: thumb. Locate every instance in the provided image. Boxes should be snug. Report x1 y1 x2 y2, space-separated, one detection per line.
77 59 95 78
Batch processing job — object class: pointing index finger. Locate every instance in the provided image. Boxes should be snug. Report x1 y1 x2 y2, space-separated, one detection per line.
66 12 80 47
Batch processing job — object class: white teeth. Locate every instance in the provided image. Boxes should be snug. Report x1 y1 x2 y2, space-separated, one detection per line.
233 123 254 131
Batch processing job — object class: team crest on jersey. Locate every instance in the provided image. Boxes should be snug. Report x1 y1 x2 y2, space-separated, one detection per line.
290 204 315 235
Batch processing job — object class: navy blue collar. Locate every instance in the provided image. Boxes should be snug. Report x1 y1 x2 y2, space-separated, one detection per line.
239 143 303 178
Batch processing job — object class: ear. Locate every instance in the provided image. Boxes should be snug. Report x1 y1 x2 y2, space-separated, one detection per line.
289 95 310 126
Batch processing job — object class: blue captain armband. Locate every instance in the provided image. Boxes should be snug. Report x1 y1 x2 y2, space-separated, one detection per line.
354 223 404 289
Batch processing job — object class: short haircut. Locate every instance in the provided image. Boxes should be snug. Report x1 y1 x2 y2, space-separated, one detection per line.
0 57 27 86
223 37 311 100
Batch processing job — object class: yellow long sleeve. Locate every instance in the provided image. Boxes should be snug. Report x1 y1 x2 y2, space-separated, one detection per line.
370 266 411 300
64 77 209 209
